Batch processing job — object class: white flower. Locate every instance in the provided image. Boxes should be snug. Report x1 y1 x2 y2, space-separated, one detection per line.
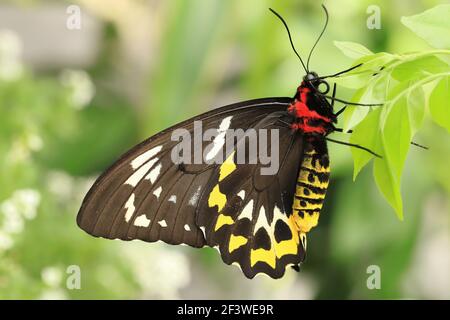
46 171 74 201
41 266 63 287
0 189 41 236
60 69 95 109
12 189 41 220
7 139 31 163
0 231 13 251
27 133 44 152
1 203 24 234
0 29 23 81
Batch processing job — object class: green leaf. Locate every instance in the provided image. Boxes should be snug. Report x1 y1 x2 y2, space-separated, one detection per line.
406 86 426 134
382 97 411 179
349 108 381 179
374 156 404 220
354 52 397 71
342 84 383 132
391 54 450 82
429 76 450 132
401 4 450 49
334 41 373 59
331 53 397 89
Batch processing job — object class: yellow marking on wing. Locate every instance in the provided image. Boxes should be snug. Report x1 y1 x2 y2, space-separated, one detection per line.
208 185 226 212
289 215 300 244
250 248 276 268
273 216 300 258
228 235 248 252
274 238 298 258
219 151 236 182
214 213 234 231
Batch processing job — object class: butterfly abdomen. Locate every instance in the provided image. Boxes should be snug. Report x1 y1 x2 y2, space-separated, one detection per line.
291 140 330 234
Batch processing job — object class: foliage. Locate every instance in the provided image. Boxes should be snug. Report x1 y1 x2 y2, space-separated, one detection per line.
331 4 450 219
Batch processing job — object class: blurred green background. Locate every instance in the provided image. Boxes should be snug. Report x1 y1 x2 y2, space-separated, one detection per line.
0 0 449 299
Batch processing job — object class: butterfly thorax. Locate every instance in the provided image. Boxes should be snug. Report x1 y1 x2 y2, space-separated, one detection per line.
288 80 336 136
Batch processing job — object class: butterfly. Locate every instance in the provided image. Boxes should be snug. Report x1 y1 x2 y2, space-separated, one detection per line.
77 6 381 279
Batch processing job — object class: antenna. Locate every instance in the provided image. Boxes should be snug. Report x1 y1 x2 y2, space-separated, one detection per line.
269 8 308 73
306 4 329 70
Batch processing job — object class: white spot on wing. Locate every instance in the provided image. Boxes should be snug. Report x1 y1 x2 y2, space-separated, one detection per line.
158 220 167 228
168 195 177 203
131 145 162 169
188 186 202 206
145 163 162 184
238 199 253 221
237 190 245 200
134 214 150 227
153 186 162 199
254 206 269 232
124 194 135 222
272 205 287 224
205 116 233 161
184 224 191 231
125 158 158 187
200 226 206 238
219 116 232 131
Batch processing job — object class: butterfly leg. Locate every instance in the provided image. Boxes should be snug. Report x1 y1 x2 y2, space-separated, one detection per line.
334 105 347 117
325 137 381 158
318 89 382 106
330 83 336 109
332 129 427 150
333 127 353 133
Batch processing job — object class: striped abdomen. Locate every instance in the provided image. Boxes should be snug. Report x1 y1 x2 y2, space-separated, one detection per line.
291 140 330 234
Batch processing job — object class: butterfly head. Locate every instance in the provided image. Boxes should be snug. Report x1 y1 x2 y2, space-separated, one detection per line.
303 72 330 95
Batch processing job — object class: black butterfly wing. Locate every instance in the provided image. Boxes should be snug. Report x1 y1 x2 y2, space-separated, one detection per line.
196 112 308 279
77 97 292 249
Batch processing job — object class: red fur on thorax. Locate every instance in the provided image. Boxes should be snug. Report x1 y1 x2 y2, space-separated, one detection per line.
291 121 327 134
289 84 332 134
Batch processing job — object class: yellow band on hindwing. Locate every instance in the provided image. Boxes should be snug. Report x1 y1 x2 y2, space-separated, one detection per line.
214 213 234 231
229 234 248 252
250 248 276 268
